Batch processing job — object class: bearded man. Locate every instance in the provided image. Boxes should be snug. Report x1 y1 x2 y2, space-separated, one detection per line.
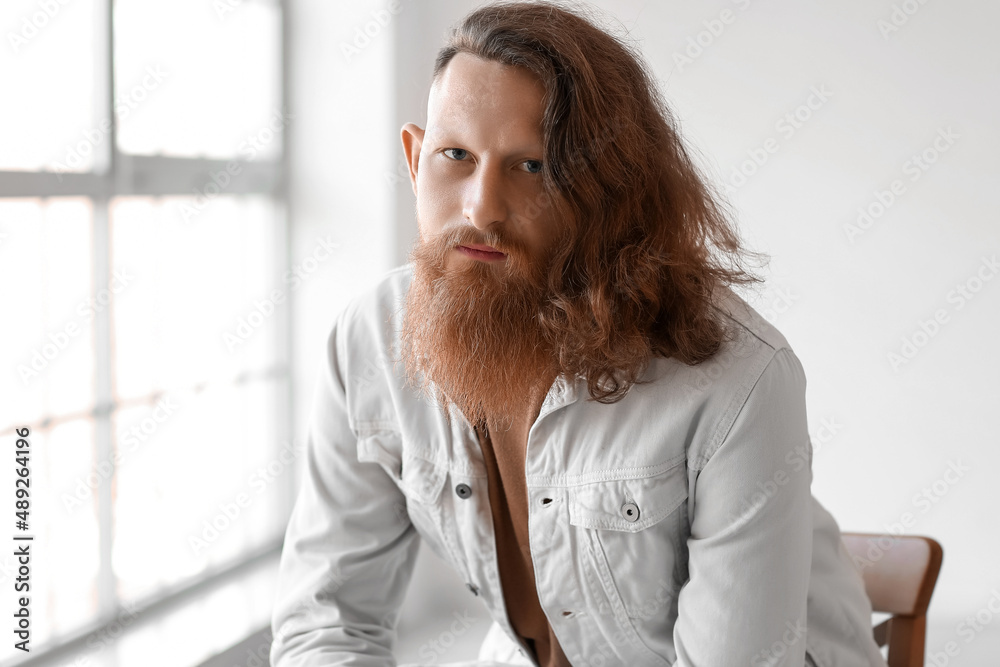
270 3 889 666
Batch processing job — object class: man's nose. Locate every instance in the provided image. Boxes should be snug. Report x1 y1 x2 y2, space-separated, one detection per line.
462 163 508 231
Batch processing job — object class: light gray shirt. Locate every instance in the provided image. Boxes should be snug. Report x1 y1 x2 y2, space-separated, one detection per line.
270 263 888 667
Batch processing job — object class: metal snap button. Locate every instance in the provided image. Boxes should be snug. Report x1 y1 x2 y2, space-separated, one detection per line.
455 483 472 499
621 502 640 522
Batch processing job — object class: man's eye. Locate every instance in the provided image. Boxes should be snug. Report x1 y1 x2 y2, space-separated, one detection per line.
520 160 543 174
443 148 469 161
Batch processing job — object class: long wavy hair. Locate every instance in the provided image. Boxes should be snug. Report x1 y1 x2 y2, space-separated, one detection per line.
432 0 767 403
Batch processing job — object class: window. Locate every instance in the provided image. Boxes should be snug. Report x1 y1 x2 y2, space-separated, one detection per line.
0 0 289 662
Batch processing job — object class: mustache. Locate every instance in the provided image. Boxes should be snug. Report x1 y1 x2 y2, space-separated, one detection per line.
419 223 527 263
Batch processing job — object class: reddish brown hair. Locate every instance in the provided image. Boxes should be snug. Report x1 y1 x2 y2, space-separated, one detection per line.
433 1 766 403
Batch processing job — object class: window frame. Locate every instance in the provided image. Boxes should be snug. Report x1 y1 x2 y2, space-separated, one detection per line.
1 0 293 660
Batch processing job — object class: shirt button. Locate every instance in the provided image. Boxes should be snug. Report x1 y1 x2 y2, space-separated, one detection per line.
455 483 472 499
466 582 479 596
621 502 640 522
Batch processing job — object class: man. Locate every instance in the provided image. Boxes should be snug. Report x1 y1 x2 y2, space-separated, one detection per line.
270 2 888 666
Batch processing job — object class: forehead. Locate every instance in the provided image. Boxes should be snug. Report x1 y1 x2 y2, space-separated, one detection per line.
427 52 546 144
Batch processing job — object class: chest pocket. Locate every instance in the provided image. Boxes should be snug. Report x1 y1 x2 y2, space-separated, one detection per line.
567 456 689 625
357 431 478 588
357 432 446 501
357 432 448 542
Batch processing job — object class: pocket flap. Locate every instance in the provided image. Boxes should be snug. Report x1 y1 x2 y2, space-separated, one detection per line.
357 432 447 504
568 459 687 532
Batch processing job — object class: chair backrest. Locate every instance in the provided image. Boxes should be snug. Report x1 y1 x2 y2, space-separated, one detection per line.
840 532 944 667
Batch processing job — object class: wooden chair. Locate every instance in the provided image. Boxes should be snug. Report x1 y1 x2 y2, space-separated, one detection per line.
840 532 944 667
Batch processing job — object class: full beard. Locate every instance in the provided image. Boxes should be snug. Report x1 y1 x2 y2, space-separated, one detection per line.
399 225 559 432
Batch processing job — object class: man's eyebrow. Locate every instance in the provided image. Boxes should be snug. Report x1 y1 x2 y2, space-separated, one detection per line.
426 128 544 154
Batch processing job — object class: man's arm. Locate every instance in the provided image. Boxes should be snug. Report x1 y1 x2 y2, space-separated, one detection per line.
673 347 814 666
270 316 421 666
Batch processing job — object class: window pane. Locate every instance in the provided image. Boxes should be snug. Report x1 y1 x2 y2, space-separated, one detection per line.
0 0 102 172
0 198 94 430
109 193 286 601
114 0 283 159
113 378 283 603
110 195 278 400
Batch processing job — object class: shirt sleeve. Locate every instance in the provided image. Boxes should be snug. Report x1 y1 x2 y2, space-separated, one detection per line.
270 314 421 666
672 347 813 666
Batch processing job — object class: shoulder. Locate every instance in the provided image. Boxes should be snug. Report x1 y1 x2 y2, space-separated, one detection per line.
708 285 791 354
645 285 796 391
637 286 806 467
340 263 414 325
695 287 807 465
324 263 414 380
708 286 807 405
334 263 414 343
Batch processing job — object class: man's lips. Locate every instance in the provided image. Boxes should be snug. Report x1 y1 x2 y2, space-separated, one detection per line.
456 244 506 261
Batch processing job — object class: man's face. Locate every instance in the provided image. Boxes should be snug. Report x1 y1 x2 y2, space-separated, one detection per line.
401 52 565 277
398 53 568 428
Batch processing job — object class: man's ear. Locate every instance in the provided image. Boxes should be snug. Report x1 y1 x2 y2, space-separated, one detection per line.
400 123 425 197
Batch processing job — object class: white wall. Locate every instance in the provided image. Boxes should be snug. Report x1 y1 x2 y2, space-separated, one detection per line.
294 0 1000 663
287 0 398 449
